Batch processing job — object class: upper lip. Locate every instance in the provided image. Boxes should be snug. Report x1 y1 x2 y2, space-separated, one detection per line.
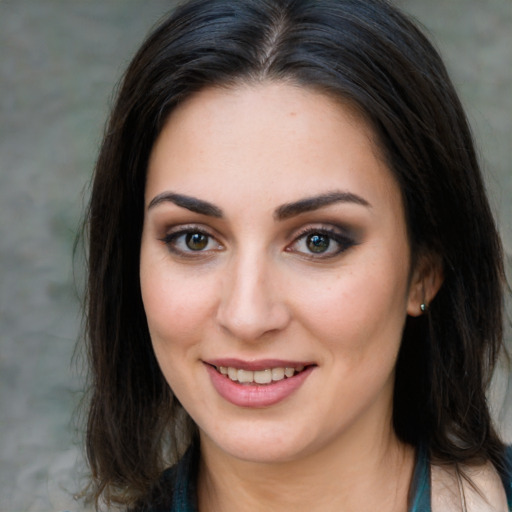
205 358 315 371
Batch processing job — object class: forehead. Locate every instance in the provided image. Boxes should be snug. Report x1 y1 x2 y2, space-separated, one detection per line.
145 82 400 214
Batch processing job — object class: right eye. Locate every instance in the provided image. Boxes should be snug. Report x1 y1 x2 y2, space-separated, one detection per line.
161 228 223 256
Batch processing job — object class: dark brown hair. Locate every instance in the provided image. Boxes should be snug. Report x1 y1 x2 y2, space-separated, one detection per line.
82 0 507 507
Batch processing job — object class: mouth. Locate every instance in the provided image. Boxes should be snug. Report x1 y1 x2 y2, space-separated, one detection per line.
213 364 309 385
205 361 316 407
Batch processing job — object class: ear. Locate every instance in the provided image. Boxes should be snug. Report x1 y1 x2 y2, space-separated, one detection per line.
407 252 444 317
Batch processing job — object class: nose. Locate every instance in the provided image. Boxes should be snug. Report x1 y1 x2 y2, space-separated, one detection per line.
216 251 291 341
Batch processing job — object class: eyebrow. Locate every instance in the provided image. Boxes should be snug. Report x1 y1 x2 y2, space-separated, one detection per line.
148 192 223 217
147 190 370 220
274 191 371 220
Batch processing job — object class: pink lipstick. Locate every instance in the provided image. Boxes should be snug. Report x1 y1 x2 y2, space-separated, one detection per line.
204 359 315 408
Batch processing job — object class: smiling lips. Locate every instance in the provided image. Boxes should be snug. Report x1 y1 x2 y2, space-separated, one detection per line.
217 365 305 384
205 361 315 407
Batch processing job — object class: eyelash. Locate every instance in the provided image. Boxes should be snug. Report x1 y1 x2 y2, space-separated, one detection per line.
159 225 356 259
160 226 223 257
286 226 356 260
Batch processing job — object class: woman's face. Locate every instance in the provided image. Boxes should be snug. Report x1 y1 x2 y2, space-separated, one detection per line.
140 83 424 464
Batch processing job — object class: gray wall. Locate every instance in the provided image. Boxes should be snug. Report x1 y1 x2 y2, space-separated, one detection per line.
1 1 510 510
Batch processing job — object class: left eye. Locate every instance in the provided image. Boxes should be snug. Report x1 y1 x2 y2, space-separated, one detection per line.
289 230 354 258
162 230 222 254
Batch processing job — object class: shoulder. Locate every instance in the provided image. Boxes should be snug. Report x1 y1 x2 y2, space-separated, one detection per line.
431 454 511 512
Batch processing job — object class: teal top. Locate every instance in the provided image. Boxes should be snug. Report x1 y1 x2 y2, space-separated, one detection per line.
409 444 431 512
144 444 512 511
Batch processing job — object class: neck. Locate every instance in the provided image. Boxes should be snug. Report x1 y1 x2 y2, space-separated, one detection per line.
197 422 415 512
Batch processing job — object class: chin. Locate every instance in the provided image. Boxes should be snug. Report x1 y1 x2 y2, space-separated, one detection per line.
198 418 327 465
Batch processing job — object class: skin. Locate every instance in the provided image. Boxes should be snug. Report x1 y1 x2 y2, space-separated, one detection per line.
140 82 442 511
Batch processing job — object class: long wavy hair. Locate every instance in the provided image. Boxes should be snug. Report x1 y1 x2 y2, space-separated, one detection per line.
81 0 507 507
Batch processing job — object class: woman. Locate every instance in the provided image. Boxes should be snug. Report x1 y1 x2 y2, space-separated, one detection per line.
82 0 511 510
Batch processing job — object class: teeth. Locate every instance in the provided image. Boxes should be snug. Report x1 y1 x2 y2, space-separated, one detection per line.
237 369 254 383
284 367 295 378
271 367 285 381
254 369 272 384
216 365 306 384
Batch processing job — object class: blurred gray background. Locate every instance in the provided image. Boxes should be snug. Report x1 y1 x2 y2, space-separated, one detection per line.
0 1 510 510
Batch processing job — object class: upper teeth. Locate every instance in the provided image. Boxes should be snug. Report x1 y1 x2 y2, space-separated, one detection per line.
218 365 305 384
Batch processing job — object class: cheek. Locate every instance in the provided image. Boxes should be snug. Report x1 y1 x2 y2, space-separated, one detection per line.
140 259 219 402
290 256 410 356
140 255 217 350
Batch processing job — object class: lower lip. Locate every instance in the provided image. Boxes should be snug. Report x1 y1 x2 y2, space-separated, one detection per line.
205 364 314 408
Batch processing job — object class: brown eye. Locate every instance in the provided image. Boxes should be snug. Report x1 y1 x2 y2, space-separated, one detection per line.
286 227 356 259
186 232 209 251
162 228 223 257
306 233 330 253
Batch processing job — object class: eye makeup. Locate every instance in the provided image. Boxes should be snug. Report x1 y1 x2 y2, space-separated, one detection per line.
285 224 359 260
159 224 224 258
157 219 360 264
